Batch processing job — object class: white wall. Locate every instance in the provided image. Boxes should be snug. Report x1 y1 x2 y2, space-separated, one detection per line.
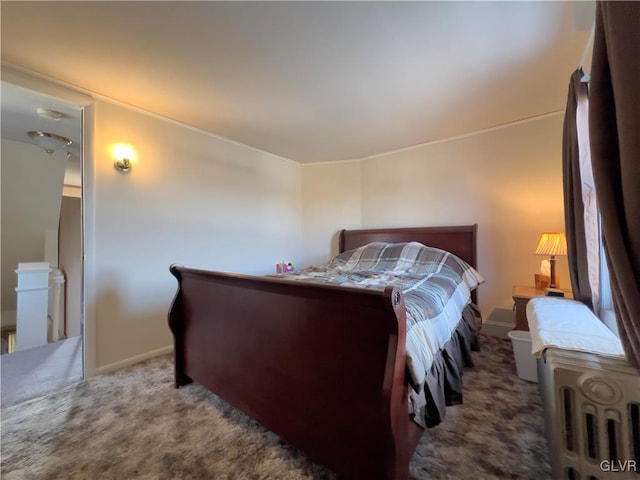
92 100 302 368
1 140 66 316
301 161 362 266
300 114 570 316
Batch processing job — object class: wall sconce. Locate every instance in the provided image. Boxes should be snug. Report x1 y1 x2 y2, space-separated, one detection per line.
112 144 135 173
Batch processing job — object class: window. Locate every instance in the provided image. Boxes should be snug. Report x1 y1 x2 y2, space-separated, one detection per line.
577 75 616 334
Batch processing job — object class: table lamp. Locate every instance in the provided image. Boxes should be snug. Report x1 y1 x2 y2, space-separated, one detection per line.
534 232 567 289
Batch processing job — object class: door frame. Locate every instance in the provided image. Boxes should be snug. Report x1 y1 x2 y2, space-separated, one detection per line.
2 65 96 377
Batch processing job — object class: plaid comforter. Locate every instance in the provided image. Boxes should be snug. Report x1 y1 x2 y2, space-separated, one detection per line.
279 242 484 391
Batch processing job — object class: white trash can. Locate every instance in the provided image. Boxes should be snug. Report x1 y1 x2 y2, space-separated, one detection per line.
507 330 538 383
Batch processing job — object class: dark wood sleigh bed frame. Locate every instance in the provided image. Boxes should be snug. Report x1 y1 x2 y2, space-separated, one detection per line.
168 224 478 479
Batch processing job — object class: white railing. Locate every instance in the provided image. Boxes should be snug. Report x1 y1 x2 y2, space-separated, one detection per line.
14 262 66 350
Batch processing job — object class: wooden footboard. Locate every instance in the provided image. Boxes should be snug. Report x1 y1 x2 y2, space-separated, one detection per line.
169 265 422 479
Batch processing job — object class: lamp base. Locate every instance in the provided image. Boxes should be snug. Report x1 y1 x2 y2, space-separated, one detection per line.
549 256 558 288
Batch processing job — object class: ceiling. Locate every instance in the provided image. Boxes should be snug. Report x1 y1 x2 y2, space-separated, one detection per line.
0 1 594 164
1 82 83 186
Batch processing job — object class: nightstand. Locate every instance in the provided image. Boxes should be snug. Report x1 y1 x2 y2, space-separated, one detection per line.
512 285 573 331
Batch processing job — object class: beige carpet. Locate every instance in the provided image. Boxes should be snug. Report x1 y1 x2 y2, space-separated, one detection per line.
0 335 551 479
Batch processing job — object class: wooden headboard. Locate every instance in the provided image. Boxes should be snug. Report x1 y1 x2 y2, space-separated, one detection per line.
339 224 479 303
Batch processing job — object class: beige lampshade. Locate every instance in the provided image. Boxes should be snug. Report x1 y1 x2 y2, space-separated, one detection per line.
534 232 567 256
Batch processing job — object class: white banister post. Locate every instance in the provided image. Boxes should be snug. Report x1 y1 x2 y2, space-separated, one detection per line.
15 262 51 351
48 268 66 341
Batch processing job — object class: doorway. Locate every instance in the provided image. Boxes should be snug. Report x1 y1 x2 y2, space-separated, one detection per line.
0 80 85 407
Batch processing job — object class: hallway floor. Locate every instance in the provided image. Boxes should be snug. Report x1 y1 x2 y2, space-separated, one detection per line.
0 336 82 408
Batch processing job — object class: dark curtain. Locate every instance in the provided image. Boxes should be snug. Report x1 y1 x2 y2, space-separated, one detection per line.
563 68 593 310
589 1 640 370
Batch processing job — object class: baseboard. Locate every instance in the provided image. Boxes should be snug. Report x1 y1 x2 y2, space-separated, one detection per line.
94 345 173 376
482 307 515 339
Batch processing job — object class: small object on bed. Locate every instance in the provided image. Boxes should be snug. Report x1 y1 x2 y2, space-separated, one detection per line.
275 261 294 273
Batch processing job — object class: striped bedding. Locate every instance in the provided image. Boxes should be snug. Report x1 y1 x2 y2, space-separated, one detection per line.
278 241 484 393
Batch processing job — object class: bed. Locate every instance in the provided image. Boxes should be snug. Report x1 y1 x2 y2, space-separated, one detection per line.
168 224 483 479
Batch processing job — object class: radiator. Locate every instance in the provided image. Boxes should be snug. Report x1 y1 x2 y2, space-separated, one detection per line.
538 348 640 479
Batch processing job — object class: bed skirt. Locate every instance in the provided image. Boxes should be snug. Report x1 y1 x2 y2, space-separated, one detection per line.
410 303 482 428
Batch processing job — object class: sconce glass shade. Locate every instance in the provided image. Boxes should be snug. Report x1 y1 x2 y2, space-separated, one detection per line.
534 232 567 256
27 131 72 155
